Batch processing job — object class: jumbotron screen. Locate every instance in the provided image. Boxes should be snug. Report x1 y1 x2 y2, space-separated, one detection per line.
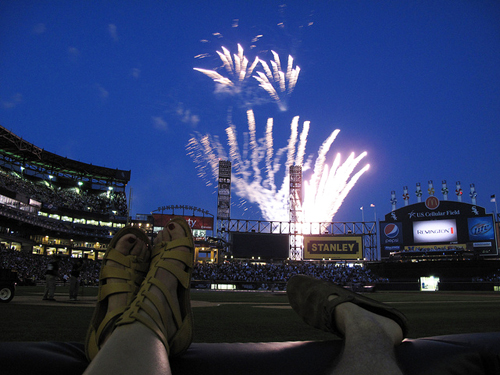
230 232 289 260
413 219 458 244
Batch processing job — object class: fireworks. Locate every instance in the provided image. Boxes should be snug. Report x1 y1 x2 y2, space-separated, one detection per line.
253 52 300 111
194 45 300 111
193 44 259 96
187 110 369 222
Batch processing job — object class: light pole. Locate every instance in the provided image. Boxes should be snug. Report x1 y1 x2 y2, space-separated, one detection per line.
370 203 377 222
371 204 379 260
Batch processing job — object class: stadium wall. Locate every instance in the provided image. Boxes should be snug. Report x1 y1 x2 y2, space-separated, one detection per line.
368 260 500 281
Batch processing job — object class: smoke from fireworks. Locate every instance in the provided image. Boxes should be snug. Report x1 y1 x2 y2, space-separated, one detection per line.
187 110 369 222
194 45 300 111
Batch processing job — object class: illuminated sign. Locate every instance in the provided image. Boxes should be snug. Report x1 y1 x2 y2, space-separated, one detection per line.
425 196 440 210
304 236 363 260
467 216 495 241
152 214 214 230
413 219 457 243
192 229 206 241
380 222 403 245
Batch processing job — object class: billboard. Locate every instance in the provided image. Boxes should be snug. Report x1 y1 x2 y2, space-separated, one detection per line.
303 236 363 260
152 214 214 230
379 222 404 251
230 232 289 260
413 219 458 244
467 216 495 241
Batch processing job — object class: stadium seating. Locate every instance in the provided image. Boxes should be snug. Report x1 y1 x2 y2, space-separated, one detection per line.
2 332 500 374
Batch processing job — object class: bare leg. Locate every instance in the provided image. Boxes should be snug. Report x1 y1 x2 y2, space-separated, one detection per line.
329 298 404 375
84 222 190 375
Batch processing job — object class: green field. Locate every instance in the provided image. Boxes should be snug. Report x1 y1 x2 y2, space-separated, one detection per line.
1 286 500 343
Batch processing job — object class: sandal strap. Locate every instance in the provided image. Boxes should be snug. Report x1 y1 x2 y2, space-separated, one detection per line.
115 232 194 356
152 237 193 257
95 306 128 343
97 249 148 302
85 226 151 361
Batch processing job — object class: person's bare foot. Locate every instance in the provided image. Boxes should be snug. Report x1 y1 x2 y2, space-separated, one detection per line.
103 233 150 341
332 297 404 345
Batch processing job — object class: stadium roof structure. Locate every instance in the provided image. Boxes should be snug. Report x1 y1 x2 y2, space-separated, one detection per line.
0 125 130 187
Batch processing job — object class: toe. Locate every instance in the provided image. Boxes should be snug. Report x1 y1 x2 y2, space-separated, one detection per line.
166 221 187 240
154 227 171 245
115 234 138 255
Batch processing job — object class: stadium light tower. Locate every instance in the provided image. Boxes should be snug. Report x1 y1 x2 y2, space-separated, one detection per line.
216 160 232 256
289 165 303 260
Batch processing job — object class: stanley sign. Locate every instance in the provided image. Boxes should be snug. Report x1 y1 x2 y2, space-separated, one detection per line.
303 236 363 260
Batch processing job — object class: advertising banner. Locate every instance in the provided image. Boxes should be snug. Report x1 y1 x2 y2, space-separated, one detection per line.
380 222 404 246
467 216 495 241
303 236 363 260
152 214 214 230
413 219 457 243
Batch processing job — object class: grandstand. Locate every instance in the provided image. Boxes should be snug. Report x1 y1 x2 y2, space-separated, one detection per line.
0 125 134 259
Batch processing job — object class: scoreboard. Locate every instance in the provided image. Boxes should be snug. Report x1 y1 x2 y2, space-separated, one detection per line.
379 197 497 258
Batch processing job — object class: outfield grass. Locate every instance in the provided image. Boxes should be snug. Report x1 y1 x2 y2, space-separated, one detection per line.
1 286 499 343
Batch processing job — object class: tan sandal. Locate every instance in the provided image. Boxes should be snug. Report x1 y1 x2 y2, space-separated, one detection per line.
115 217 195 357
85 226 151 361
287 275 409 338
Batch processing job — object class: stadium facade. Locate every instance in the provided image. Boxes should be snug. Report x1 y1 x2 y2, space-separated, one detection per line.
0 125 220 261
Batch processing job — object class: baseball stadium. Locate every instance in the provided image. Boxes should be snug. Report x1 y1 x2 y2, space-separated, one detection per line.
1 125 500 374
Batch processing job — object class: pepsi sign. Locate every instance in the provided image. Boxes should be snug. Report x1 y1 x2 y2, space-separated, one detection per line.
384 223 400 238
380 222 403 245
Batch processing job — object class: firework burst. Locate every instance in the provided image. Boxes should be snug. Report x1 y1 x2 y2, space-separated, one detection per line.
187 110 369 222
193 44 259 96
194 45 300 111
253 51 300 111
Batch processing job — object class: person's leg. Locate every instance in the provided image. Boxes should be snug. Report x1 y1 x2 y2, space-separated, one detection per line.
84 220 193 375
42 276 49 299
45 275 56 299
49 275 57 299
84 319 172 375
328 299 403 375
69 276 77 299
287 275 407 375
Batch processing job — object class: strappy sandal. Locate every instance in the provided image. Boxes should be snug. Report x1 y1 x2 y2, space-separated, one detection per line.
114 217 195 357
85 226 151 361
287 274 409 338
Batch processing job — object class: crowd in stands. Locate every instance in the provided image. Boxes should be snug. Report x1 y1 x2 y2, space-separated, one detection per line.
0 169 127 216
473 273 500 282
3 245 499 288
0 245 100 286
1 245 378 287
192 261 379 286
398 246 466 253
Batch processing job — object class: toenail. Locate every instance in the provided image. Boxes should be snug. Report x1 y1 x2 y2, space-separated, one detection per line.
168 223 176 230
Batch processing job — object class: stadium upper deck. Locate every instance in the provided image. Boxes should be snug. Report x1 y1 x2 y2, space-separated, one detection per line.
0 124 135 258
0 125 130 189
